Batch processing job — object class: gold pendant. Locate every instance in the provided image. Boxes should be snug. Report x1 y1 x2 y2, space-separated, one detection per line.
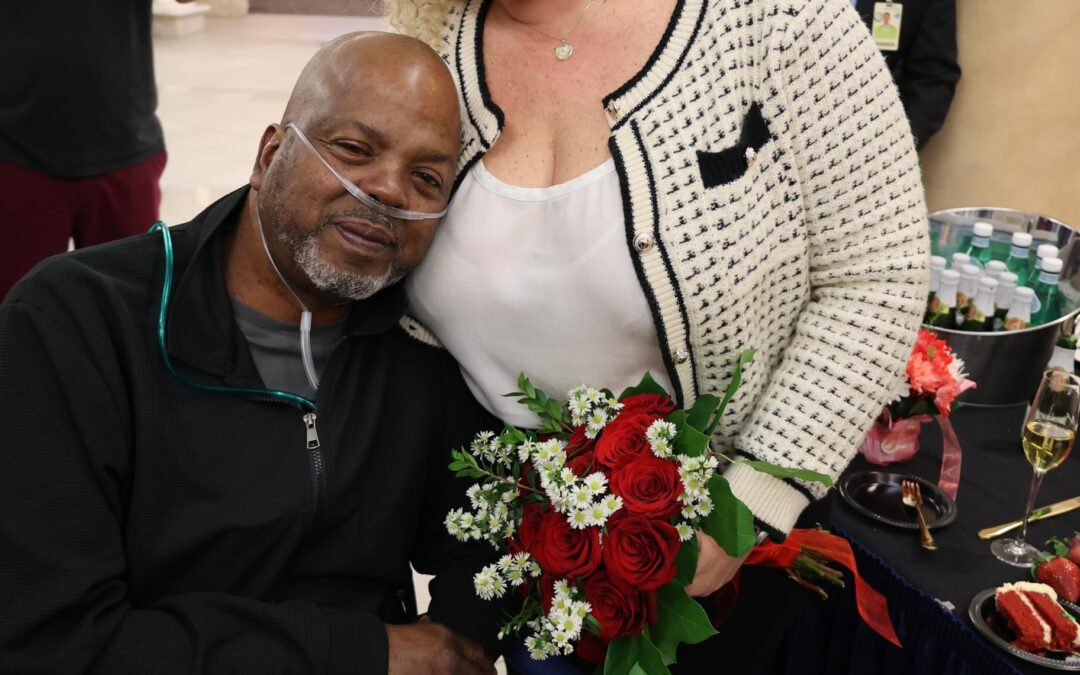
554 41 573 61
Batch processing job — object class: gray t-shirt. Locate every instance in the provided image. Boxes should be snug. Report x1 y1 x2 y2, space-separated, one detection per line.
231 299 346 401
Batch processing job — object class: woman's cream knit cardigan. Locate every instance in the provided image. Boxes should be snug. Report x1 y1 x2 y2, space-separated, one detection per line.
399 0 929 537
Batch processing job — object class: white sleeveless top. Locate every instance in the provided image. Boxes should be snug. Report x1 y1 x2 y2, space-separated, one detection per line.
406 158 673 428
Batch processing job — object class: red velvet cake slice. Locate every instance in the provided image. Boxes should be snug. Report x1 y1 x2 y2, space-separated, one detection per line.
1025 587 1080 652
996 582 1054 652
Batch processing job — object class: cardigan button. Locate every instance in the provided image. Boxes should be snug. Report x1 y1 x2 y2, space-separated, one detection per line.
744 146 758 167
633 233 653 252
673 350 689 365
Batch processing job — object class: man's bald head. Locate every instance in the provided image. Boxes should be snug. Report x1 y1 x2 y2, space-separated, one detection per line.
244 30 462 309
282 32 458 137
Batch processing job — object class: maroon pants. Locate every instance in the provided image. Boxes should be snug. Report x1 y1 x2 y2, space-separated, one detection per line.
0 151 167 302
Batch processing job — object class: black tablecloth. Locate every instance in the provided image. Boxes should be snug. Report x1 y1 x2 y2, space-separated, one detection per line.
772 404 1080 675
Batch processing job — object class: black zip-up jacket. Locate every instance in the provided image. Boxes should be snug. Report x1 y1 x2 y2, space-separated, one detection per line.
0 187 503 674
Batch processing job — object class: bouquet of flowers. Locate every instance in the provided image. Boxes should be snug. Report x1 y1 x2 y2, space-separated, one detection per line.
445 350 843 673
859 328 975 465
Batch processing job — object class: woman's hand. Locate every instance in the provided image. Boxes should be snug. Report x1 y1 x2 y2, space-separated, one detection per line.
684 531 749 597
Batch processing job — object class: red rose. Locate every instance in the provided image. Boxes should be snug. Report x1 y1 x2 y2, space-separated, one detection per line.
595 412 654 471
602 511 681 590
575 631 611 664
619 393 676 418
566 426 597 476
532 511 603 579
610 455 683 519
583 570 648 641
516 501 546 552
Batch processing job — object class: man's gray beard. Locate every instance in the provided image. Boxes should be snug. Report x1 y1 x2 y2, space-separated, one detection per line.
275 208 404 302
293 233 403 301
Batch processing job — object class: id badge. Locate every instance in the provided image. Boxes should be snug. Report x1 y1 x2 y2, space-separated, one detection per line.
872 2 902 51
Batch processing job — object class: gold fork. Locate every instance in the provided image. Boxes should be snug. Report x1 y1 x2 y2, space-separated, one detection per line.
901 480 937 550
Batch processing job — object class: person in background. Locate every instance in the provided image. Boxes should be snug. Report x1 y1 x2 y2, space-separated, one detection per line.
856 0 962 148
389 0 928 671
0 33 501 675
0 1 196 301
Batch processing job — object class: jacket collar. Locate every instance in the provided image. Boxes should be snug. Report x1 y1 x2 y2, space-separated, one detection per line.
165 186 407 383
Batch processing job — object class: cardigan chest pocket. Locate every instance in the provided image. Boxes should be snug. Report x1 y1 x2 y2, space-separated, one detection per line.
696 101 772 188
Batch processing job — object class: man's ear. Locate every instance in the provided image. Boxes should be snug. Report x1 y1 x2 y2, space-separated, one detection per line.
250 124 284 191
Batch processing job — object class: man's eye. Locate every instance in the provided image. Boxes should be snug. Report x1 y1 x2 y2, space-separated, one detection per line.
334 141 369 156
415 172 442 189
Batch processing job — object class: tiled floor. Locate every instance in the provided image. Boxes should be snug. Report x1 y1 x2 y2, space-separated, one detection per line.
155 13 385 226
155 13 474 648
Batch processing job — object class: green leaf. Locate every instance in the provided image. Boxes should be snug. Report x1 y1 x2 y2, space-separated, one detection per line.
673 536 699 587
635 634 670 675
674 424 709 459
701 475 756 557
739 460 834 488
649 584 719 664
604 636 640 675
684 394 720 432
707 349 756 435
617 371 671 400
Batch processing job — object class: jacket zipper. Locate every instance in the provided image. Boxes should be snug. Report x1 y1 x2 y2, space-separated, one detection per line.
303 412 325 517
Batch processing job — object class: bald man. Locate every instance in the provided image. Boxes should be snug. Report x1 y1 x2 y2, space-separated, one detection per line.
0 33 502 675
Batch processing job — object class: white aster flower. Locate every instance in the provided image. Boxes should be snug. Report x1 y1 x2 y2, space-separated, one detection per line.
583 472 607 495
568 509 591 529
603 494 623 514
525 635 548 661
473 564 506 600
571 486 592 507
676 522 695 541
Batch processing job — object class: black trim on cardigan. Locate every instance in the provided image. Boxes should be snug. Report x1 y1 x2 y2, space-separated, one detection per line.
735 447 819 503
609 136 684 409
603 0 687 109
609 0 707 133
455 0 492 151
472 0 505 132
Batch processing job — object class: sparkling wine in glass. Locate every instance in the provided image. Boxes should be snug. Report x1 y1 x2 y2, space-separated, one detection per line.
992 370 1080 567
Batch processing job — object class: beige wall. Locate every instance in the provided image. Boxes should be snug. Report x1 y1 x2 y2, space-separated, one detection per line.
919 0 1080 226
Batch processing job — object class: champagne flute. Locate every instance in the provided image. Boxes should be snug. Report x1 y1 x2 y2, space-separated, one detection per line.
992 369 1080 567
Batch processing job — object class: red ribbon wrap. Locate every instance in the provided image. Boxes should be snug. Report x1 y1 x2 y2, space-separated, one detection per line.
743 528 902 648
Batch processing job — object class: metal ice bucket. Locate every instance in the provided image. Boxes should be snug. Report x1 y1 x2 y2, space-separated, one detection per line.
927 207 1080 407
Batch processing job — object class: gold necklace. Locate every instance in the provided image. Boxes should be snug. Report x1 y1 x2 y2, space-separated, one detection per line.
517 0 598 61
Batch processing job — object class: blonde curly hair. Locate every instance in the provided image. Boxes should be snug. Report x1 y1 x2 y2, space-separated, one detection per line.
384 0 460 48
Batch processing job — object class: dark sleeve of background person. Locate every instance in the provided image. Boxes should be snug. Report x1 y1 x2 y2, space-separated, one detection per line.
410 355 513 659
0 300 390 675
893 0 962 148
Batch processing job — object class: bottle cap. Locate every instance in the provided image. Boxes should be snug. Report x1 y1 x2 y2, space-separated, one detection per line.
1012 232 1033 247
972 222 993 237
985 260 1007 276
1042 257 1064 274
940 269 960 283
978 276 998 290
930 255 947 270
961 264 981 278
998 271 1018 286
951 252 971 269
1014 286 1035 299
1037 244 1059 259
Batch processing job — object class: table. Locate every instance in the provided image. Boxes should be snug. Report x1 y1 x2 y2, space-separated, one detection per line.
765 403 1080 675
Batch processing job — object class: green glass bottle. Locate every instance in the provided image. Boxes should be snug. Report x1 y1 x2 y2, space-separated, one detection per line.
1031 257 1063 326
1004 287 1034 331
963 277 998 332
1005 232 1033 286
993 271 1018 330
1030 244 1059 282
925 269 960 328
927 255 946 313
963 222 994 269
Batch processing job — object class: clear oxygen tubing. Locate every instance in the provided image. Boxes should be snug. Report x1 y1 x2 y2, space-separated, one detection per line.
250 195 322 392
149 221 316 410
283 122 449 222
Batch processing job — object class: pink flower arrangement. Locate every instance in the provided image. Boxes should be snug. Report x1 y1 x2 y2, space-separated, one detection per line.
859 329 975 465
899 329 976 417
